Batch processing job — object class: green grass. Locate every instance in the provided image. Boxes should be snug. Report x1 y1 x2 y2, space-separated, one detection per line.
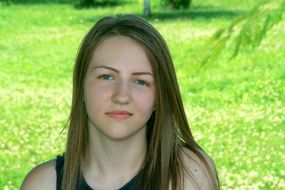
0 1 284 189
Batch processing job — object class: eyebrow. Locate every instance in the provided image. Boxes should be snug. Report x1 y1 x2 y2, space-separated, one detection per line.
94 65 118 73
94 65 153 76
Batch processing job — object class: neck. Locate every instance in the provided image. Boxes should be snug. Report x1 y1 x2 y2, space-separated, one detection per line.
82 125 147 177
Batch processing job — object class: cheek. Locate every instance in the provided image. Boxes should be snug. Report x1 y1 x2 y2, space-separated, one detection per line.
134 91 155 113
85 84 109 111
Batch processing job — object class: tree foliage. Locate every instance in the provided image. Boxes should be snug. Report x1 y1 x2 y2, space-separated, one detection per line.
201 0 285 68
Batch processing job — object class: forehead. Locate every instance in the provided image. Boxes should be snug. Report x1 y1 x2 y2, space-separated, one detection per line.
89 35 153 72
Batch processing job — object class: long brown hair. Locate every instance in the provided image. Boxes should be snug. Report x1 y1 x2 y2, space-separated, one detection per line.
62 15 219 190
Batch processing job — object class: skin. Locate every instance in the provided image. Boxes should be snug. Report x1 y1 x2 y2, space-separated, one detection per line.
84 35 155 142
20 159 56 190
20 36 216 190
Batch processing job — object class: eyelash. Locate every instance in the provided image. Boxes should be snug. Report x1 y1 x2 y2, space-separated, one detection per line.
97 74 150 86
98 74 113 80
134 79 149 86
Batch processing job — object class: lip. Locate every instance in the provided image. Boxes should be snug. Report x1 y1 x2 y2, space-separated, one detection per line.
106 110 133 120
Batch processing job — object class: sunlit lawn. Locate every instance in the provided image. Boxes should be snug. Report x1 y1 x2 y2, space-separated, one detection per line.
0 1 284 189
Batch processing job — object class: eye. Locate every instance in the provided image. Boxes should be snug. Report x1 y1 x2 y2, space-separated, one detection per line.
134 79 149 86
98 74 113 81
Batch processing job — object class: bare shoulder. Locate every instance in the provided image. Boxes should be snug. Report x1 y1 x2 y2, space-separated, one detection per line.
180 147 219 190
20 159 57 190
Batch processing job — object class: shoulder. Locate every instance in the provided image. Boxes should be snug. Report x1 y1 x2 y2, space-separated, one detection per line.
180 147 219 190
20 159 57 190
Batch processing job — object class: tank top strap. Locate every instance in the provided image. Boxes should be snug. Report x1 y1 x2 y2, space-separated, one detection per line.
55 154 64 190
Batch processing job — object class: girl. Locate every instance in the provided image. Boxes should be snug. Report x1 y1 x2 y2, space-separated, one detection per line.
21 15 219 190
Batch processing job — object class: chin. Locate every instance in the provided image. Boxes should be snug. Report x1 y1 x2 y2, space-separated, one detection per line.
105 126 146 142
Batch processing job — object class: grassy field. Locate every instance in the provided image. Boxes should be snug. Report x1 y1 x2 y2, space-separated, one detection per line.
0 0 284 189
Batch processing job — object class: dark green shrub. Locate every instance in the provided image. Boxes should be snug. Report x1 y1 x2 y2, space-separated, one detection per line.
165 0 192 9
0 0 72 4
76 0 94 7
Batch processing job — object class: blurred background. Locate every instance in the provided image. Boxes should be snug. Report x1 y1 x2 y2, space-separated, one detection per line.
0 0 284 189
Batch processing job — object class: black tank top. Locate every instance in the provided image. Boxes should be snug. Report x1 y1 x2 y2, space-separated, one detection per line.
55 155 140 190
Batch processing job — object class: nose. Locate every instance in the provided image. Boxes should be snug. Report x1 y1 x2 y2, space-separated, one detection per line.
111 80 131 105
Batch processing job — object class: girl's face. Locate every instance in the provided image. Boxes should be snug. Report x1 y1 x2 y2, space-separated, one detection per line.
84 36 155 141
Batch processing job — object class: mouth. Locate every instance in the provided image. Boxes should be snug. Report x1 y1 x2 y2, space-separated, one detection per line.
105 110 133 120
